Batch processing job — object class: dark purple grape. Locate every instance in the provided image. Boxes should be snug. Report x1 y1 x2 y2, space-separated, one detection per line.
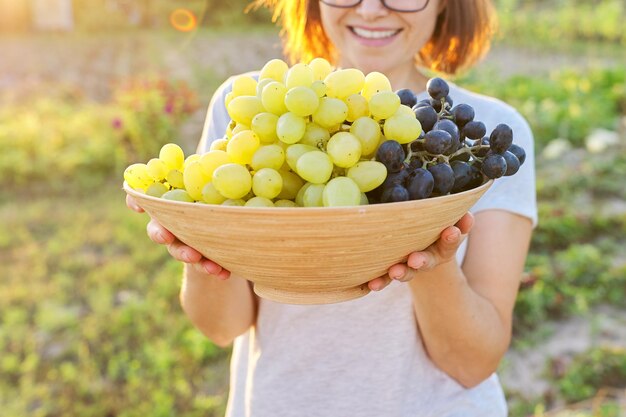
367 167 410 202
466 164 485 188
381 184 410 203
409 140 424 153
433 119 460 143
462 121 486 140
428 163 455 195
424 130 452 154
502 151 521 176
406 168 434 200
481 153 507 179
376 140 405 173
451 161 473 193
412 99 433 110
426 77 449 101
407 158 423 170
450 151 471 162
507 144 526 166
489 124 513 154
473 136 490 157
395 88 417 108
451 104 475 127
413 105 438 132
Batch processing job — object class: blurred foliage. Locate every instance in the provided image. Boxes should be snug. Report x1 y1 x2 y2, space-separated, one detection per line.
459 67 626 149
554 347 626 403
0 191 229 416
0 76 198 191
495 0 626 46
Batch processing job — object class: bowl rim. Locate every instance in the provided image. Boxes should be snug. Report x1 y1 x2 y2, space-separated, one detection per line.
123 179 493 214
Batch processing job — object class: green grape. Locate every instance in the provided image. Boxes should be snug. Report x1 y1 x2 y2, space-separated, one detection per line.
360 192 369 205
311 80 327 98
232 123 250 136
276 112 306 144
146 158 168 181
285 143 317 171
166 169 184 189
159 143 185 171
146 182 169 198
259 58 289 82
274 199 298 207
124 162 154 190
326 132 362 168
284 86 319 117
183 161 211 201
183 154 201 171
324 68 365 99
295 182 312 207
284 63 314 89
251 144 285 171
226 130 261 165
232 75 257 97
201 182 227 205
276 170 305 200
383 114 422 144
224 92 234 108
345 94 369 122
300 122 330 149
210 138 228 152
251 112 279 143
350 116 382 157
227 96 265 126
346 161 387 192
256 78 274 99
369 91 401 120
312 97 348 129
212 163 252 199
302 183 325 207
261 81 288 116
296 151 333 184
162 189 194 202
323 177 361 207
361 71 392 101
252 168 283 199
221 199 246 206
309 57 332 81
245 196 275 207
394 104 415 118
199 150 231 178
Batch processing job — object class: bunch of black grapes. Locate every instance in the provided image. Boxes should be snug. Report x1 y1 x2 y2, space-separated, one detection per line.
369 77 527 204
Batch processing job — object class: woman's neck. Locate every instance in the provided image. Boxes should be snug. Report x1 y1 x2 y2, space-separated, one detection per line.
386 64 430 94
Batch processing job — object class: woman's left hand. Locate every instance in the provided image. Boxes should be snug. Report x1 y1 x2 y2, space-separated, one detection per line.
368 212 475 292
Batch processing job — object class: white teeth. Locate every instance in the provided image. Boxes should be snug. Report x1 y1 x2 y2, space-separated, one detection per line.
352 27 399 39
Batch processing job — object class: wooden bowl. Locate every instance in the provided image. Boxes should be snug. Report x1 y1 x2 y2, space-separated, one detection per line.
124 180 492 304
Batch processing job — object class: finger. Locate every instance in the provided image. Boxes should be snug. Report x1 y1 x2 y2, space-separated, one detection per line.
368 275 392 291
167 240 203 264
455 212 475 235
126 195 144 213
387 263 419 282
199 258 224 276
146 219 175 245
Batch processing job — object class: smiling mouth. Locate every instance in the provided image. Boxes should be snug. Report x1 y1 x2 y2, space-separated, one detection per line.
349 26 402 40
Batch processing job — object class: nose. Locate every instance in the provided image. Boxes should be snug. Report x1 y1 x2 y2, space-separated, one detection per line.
355 0 389 20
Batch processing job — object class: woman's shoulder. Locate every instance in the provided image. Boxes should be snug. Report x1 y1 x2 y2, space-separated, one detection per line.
448 83 526 126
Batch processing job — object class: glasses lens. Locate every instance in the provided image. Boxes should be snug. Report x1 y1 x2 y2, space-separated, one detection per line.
384 0 429 12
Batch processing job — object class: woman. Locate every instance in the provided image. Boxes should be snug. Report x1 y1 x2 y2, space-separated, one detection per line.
127 0 537 415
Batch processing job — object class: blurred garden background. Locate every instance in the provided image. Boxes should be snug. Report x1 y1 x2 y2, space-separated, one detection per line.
0 0 625 416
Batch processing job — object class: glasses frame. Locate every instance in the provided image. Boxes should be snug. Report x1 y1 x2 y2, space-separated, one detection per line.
319 0 430 13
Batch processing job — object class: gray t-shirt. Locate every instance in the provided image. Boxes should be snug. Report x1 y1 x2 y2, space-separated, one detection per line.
198 73 537 417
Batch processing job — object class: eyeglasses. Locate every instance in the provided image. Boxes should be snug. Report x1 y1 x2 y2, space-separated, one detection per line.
320 0 430 13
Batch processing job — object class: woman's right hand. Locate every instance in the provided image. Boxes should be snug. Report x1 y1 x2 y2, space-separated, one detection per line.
126 195 231 280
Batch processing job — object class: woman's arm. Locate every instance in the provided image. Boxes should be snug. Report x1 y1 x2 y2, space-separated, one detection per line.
371 209 532 388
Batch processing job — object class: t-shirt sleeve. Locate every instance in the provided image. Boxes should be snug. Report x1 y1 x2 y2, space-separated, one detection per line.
196 77 235 153
469 107 538 227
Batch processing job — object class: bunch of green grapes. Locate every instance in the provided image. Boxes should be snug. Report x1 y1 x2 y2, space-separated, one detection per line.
124 58 425 207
